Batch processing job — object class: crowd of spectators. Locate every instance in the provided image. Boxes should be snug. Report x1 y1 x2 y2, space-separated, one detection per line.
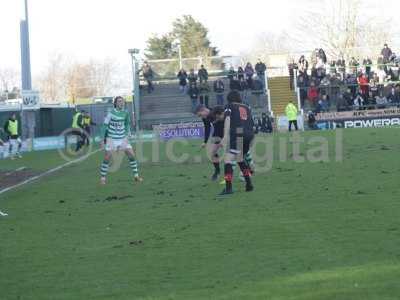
292 44 400 113
178 60 267 112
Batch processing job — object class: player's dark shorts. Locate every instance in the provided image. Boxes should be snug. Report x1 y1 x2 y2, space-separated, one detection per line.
229 134 254 155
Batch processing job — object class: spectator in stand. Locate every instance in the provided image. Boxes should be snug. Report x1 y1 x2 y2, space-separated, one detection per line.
330 74 342 104
343 87 354 108
198 65 208 83
377 54 385 73
199 81 210 107
237 66 245 80
252 75 265 108
177 69 188 94
319 75 330 96
377 67 387 86
369 74 380 96
258 112 273 133
345 73 358 97
366 91 376 108
316 94 329 112
188 69 198 85
244 62 255 88
238 77 249 105
213 79 225 105
227 66 236 81
336 56 346 80
297 73 308 107
358 73 369 97
142 61 154 93
329 60 337 75
229 78 240 91
298 55 309 74
319 49 327 63
336 93 350 112
188 83 199 113
307 82 319 107
349 57 359 74
353 89 365 109
381 43 393 64
375 90 388 108
363 57 373 79
388 60 400 81
255 59 267 91
307 111 318 130
387 84 400 104
288 59 297 90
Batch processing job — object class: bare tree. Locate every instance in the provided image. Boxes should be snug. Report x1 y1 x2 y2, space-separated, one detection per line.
294 0 393 61
37 53 67 103
241 31 294 65
0 67 20 92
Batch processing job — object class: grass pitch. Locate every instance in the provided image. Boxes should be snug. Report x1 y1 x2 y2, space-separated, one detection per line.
1 128 400 299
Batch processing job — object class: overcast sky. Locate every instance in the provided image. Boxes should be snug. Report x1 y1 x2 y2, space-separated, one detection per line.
0 0 399 77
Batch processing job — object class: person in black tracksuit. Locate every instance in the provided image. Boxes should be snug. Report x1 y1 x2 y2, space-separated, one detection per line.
218 90 254 195
196 105 225 181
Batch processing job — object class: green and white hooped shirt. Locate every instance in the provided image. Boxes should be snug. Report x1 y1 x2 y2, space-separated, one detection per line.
102 109 131 140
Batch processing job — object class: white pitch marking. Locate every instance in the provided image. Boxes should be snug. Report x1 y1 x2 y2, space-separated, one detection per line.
0 149 101 196
4 166 26 176
0 210 8 217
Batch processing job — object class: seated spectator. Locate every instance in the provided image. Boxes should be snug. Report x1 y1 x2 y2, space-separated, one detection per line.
307 111 318 130
387 85 400 104
198 65 208 83
316 94 329 112
365 91 376 108
375 91 388 108
188 69 198 85
258 112 273 133
336 94 350 112
177 69 188 93
213 79 225 105
353 90 365 109
343 88 354 107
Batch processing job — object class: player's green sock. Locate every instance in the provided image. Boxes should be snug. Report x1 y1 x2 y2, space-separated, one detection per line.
245 152 254 169
129 158 139 177
100 160 109 177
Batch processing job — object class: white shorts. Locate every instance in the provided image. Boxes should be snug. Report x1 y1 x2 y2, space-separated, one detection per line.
105 138 133 152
